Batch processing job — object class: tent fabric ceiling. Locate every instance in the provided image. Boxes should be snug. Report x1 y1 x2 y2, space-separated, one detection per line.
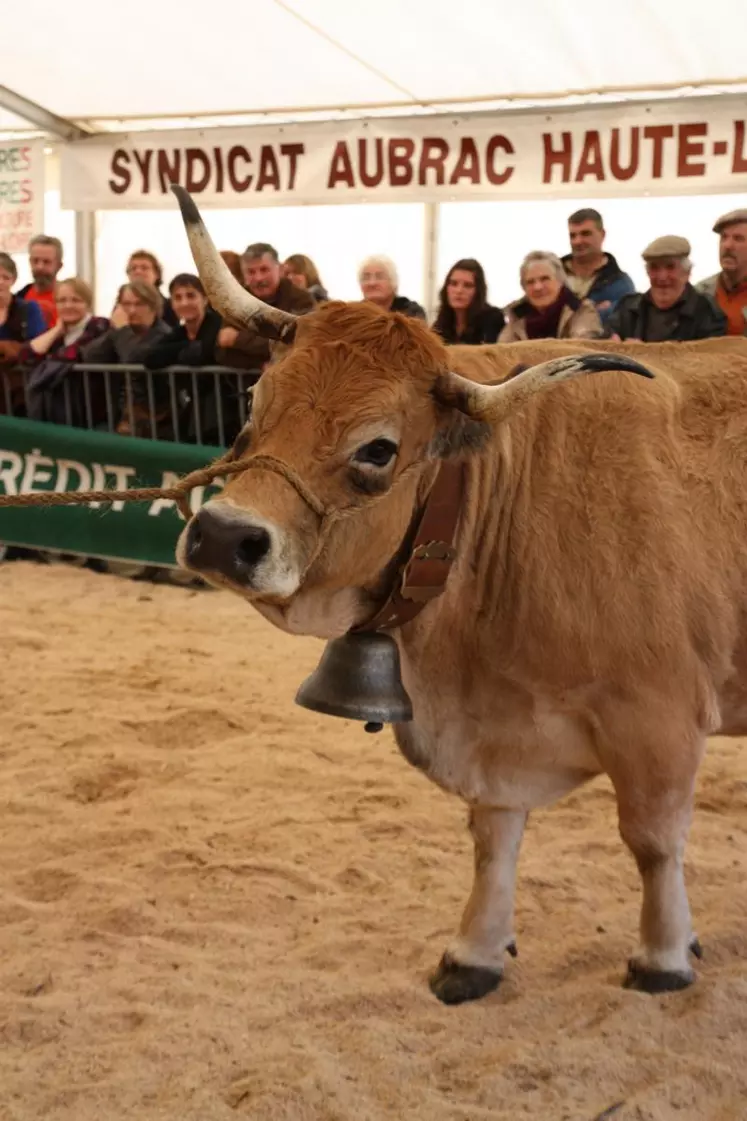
3 0 746 131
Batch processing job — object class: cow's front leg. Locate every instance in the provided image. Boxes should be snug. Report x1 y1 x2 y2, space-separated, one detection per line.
429 805 526 1005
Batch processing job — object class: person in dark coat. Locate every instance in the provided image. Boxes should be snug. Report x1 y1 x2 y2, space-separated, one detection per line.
358 255 426 320
142 273 221 369
142 273 231 444
81 279 172 435
0 251 46 413
607 236 727 342
215 242 316 374
432 258 505 345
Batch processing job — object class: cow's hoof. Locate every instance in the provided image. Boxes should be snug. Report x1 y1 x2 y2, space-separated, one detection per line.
689 936 704 960
623 958 695 994
428 953 502 1005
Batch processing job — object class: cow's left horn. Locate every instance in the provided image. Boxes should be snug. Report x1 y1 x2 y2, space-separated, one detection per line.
171 185 297 342
433 353 655 424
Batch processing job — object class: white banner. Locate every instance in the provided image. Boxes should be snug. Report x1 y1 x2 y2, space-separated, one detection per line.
60 96 747 211
0 140 45 252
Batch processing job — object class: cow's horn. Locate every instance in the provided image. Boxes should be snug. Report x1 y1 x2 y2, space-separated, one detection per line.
433 352 655 424
171 185 297 341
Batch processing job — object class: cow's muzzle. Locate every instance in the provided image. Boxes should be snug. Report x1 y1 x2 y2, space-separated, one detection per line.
184 503 272 586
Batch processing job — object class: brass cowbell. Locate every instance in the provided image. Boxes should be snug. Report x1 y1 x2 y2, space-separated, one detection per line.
294 630 413 733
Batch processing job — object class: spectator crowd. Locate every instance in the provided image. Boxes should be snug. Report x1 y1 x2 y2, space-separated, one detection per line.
1 205 746 449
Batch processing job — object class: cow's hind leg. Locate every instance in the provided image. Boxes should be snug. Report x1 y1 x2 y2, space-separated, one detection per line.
606 720 704 994
429 806 526 1006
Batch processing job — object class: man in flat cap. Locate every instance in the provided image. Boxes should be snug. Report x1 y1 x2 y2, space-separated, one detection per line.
696 209 747 335
606 235 726 342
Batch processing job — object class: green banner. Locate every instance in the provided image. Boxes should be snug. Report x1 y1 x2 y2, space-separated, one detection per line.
0 416 225 567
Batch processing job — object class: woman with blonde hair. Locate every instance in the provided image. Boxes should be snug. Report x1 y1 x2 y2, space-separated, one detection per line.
499 251 602 341
21 277 110 426
22 277 109 362
283 254 328 302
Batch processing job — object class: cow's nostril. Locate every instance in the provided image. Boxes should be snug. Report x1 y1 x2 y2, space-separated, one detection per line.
235 527 271 571
185 517 203 559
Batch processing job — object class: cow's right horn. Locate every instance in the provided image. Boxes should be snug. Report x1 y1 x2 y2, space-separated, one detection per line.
433 352 655 425
171 185 297 342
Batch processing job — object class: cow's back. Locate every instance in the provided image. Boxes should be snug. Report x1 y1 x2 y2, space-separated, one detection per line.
457 335 747 703
448 335 747 387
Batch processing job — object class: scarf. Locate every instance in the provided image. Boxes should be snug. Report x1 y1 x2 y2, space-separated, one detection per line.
523 287 573 339
63 314 92 346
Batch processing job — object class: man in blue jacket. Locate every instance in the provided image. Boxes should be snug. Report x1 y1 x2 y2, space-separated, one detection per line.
561 207 635 326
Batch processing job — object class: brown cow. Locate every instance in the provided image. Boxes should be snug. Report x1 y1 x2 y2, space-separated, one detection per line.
171 186 747 1005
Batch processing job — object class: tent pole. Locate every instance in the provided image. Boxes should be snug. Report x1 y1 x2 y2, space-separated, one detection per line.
0 85 90 141
74 211 97 297
423 202 440 322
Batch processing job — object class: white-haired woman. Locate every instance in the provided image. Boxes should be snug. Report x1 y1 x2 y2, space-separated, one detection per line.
358 255 426 320
499 251 602 342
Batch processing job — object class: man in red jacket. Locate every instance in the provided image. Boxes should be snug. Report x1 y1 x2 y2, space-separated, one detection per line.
17 234 63 328
696 208 747 336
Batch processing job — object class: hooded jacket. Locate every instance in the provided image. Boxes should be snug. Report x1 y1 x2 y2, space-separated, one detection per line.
561 252 635 324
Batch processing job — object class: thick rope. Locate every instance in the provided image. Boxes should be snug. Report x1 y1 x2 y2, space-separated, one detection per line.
0 452 327 523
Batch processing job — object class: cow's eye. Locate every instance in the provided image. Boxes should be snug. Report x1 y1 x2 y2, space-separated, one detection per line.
353 438 398 468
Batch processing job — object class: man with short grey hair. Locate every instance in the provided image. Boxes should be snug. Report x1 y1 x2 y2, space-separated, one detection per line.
16 233 63 327
240 241 283 303
606 236 726 342
696 209 747 336
216 240 314 372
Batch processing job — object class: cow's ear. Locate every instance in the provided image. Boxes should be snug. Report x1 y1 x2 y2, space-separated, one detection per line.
428 368 513 459
429 411 491 459
266 325 297 364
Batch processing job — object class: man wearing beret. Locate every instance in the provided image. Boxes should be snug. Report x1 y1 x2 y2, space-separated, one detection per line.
606 236 727 342
696 209 747 336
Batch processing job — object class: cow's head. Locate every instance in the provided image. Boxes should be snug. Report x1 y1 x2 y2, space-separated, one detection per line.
172 188 653 639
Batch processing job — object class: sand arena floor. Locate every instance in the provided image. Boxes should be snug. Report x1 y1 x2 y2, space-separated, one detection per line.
0 560 745 1121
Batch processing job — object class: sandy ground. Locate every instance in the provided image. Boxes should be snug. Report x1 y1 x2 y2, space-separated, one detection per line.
0 560 745 1121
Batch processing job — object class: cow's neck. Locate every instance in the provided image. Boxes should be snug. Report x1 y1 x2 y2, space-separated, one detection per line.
355 458 466 634
396 431 516 661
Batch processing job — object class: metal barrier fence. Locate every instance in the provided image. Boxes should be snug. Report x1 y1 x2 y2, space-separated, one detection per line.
1 363 260 448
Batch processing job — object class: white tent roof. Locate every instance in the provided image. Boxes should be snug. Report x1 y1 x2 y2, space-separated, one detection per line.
3 0 747 134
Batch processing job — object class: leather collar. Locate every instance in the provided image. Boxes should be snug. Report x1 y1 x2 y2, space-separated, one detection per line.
355 460 465 632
